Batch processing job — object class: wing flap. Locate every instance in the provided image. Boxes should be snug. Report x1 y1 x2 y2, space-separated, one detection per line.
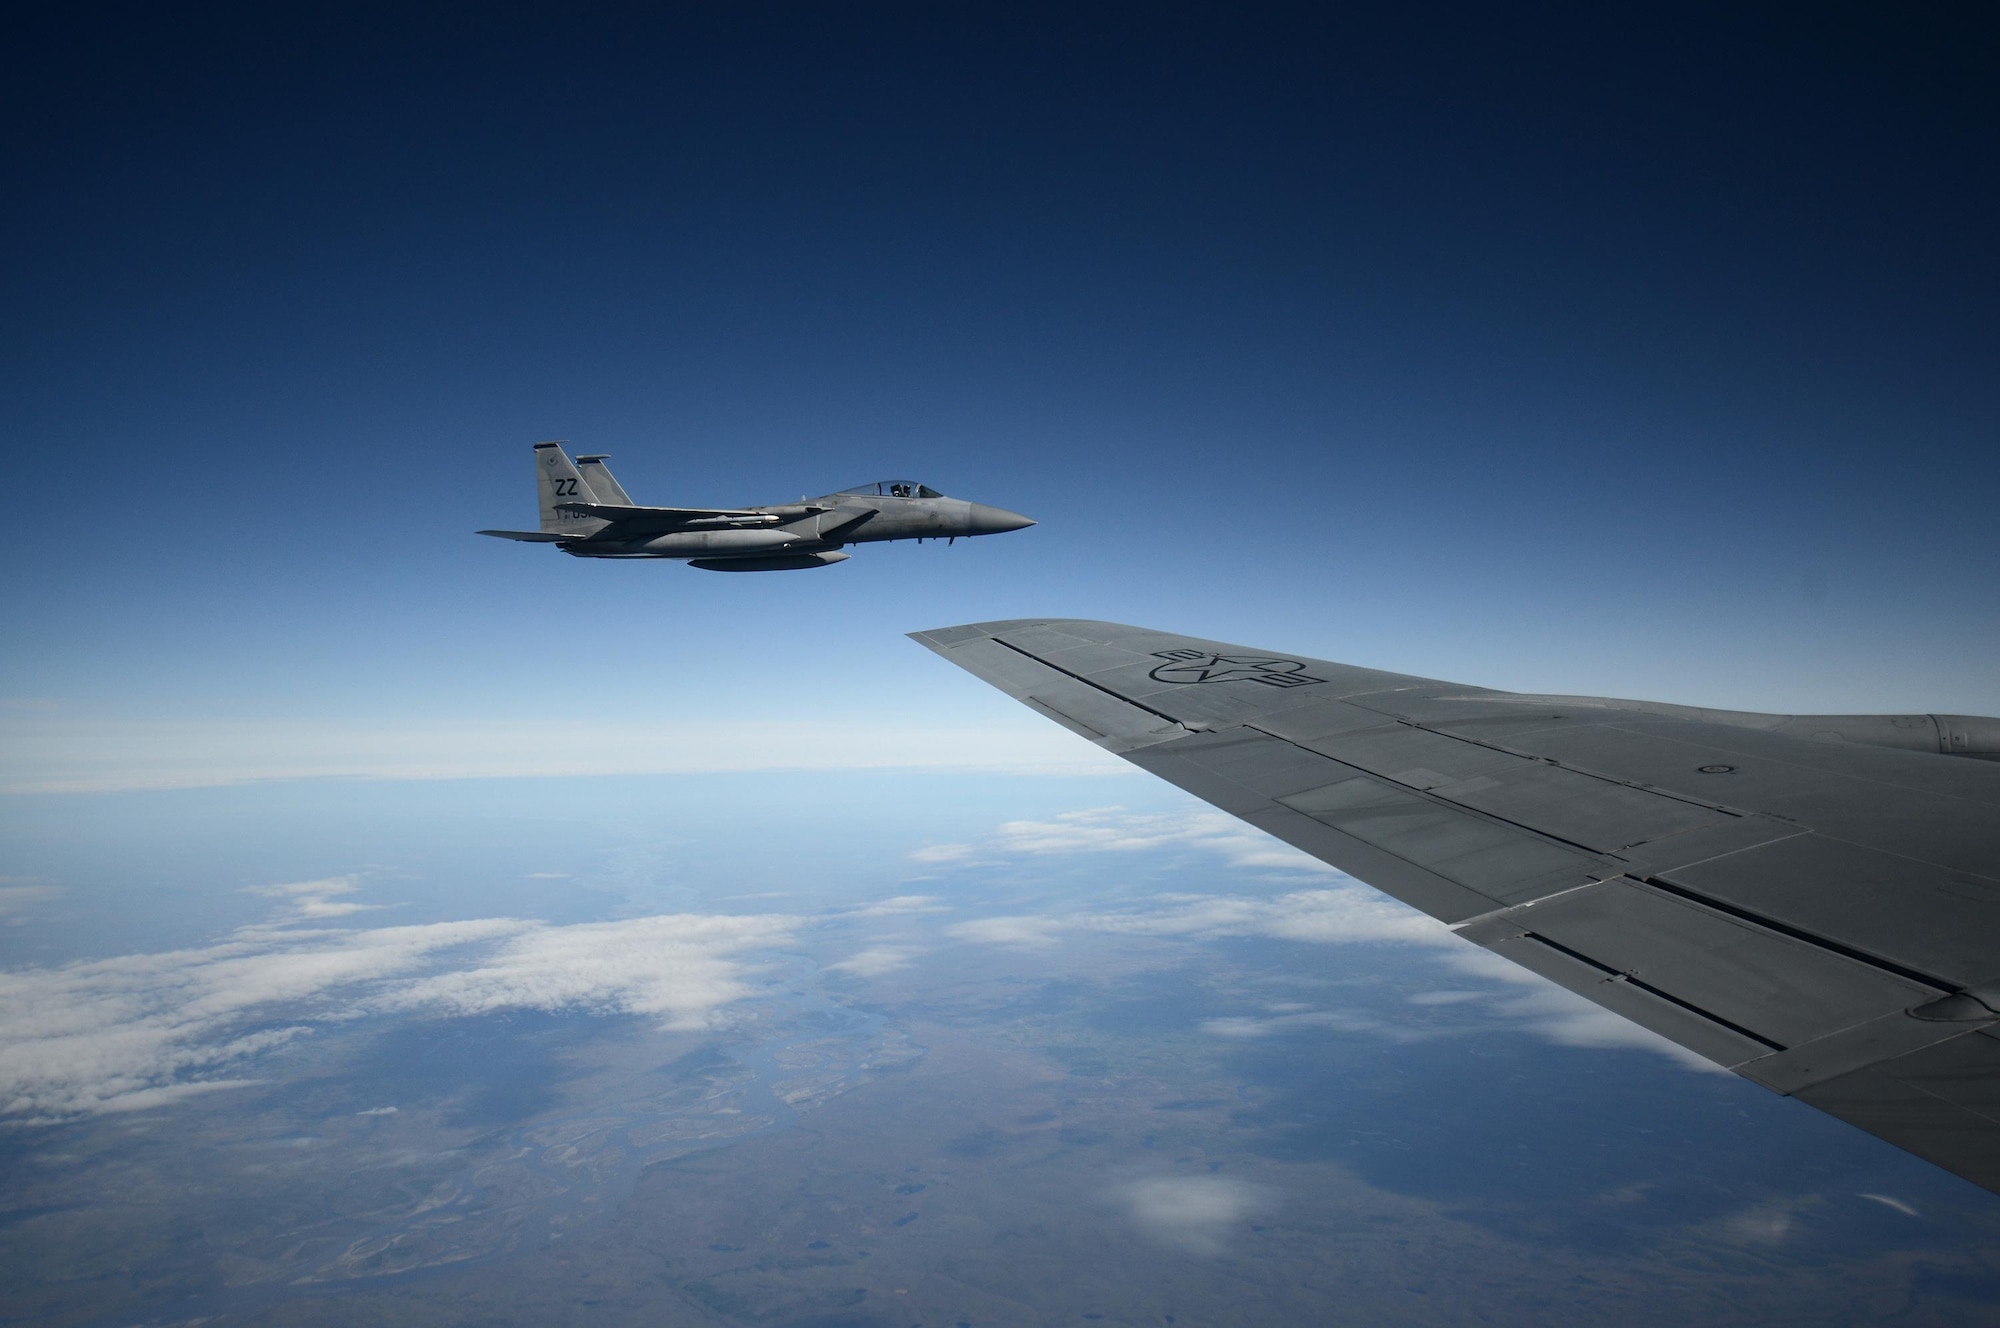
1458 878 1939 1051
1479 930 1783 1066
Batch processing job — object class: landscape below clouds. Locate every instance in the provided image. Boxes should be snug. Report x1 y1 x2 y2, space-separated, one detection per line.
3 775 1999 1325
3 800 1717 1125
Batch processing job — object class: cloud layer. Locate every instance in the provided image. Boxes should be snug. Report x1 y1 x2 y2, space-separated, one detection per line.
0 892 796 1121
0 715 1127 793
4 801 1724 1123
914 806 1340 874
945 888 1454 951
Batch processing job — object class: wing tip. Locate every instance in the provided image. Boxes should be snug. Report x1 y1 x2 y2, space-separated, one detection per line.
912 617 1125 644
908 619 1061 651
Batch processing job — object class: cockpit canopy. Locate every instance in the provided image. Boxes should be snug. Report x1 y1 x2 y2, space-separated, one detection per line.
836 480 942 499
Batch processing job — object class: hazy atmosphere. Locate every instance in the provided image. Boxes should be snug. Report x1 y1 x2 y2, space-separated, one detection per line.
4 4 1997 1325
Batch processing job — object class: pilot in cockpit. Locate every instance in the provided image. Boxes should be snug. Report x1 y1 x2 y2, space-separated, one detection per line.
888 482 913 498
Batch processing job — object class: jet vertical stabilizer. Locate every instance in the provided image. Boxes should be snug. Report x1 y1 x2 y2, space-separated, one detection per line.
535 442 608 537
574 455 634 505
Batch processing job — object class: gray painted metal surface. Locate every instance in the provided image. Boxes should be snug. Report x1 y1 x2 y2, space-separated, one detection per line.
912 618 2000 1195
478 442 1033 570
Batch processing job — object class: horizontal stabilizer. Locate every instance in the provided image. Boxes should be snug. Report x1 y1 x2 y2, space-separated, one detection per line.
477 528 580 543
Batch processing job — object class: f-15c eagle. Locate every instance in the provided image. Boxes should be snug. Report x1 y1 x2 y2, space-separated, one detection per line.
916 618 2000 1195
479 442 1033 571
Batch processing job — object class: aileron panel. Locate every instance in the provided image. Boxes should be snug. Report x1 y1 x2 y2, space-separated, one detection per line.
1471 879 1939 1048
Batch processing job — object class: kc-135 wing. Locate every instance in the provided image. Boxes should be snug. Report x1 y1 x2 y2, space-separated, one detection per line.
912 618 2000 1195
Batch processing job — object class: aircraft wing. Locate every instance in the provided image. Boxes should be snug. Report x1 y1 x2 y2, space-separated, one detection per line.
475 529 578 542
912 618 2000 1194
553 502 792 528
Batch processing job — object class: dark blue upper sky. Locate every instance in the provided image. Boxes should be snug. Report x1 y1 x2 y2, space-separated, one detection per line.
4 3 1996 790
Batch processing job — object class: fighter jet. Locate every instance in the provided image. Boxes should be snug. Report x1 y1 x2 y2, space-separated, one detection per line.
478 442 1034 571
916 618 2000 1195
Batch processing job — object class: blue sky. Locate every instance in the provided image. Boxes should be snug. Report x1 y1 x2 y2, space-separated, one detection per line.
3 4 1996 793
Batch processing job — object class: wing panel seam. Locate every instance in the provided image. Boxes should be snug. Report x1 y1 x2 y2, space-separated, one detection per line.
1520 932 1786 1052
1242 723 1642 861
1637 874 1958 994
1377 717 1750 818
987 637 1193 732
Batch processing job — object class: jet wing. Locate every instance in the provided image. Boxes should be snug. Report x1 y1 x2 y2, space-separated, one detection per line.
554 502 793 528
912 618 2000 1194
475 529 580 542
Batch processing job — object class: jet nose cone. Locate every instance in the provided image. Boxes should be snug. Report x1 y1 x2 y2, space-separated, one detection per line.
967 504 1036 536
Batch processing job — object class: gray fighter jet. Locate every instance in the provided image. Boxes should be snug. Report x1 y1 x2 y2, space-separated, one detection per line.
915 618 2000 1194
479 442 1033 571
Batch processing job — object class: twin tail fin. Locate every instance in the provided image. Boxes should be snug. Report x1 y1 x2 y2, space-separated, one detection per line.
574 454 634 505
535 442 608 535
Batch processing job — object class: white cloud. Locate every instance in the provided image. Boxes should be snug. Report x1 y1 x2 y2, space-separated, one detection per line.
0 889 798 1121
1116 1176 1271 1256
946 888 1454 953
1198 1010 1383 1039
849 895 948 915
292 900 380 918
1407 989 1484 1006
245 878 360 900
944 916 1067 948
386 914 795 1029
914 806 1339 876
907 844 976 864
829 946 922 977
1857 1193 1920 1218
243 876 387 922
1714 1203 1797 1245
1096 889 1452 945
